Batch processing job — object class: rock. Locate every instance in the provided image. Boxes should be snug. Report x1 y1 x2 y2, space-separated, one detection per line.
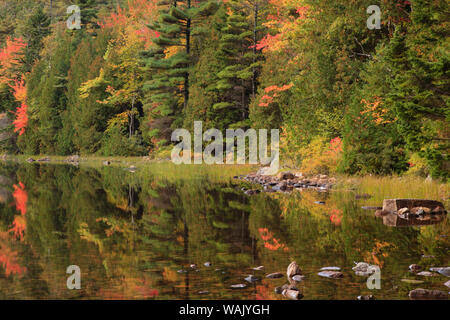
409 264 421 272
287 261 302 278
198 290 209 295
444 280 450 288
429 267 450 277
244 275 260 283
275 284 298 294
411 206 431 215
257 167 276 176
357 295 374 300
401 279 424 284
291 275 305 282
277 172 295 180
320 266 341 271
432 206 447 214
375 209 390 217
190 264 197 269
282 289 303 300
318 271 343 279
416 271 437 277
266 272 283 279
382 199 445 213
66 155 80 162
252 266 264 271
409 288 448 300
204 262 212 267
352 262 377 276
352 262 372 273
177 269 187 273
230 284 247 289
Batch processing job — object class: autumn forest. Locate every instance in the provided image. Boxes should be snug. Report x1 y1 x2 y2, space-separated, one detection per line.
0 0 448 179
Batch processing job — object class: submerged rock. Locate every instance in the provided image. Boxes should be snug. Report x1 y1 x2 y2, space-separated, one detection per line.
282 289 303 300
198 290 209 295
244 275 260 283
408 264 421 272
409 288 448 300
275 284 298 294
429 267 450 277
416 271 437 277
230 284 247 289
357 295 374 300
320 266 341 271
352 262 378 276
318 271 343 279
291 275 305 282
401 279 424 284
266 272 283 279
287 261 302 279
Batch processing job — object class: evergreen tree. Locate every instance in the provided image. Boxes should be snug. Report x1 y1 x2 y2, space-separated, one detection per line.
142 0 218 146
213 1 261 128
20 6 50 73
386 0 449 178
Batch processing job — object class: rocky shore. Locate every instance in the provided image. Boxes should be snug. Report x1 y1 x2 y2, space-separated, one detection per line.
234 170 336 195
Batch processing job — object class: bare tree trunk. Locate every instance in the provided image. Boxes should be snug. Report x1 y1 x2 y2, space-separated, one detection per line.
252 2 258 98
129 95 135 138
184 0 191 110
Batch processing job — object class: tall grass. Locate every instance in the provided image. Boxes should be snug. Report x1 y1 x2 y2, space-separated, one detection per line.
338 175 450 208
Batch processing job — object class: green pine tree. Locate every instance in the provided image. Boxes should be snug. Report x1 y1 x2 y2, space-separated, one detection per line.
142 0 219 146
386 0 449 179
213 2 262 128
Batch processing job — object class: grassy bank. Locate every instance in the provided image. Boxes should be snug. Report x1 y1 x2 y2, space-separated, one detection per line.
1 154 448 205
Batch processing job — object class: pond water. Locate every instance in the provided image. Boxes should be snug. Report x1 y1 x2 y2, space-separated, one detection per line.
0 162 448 300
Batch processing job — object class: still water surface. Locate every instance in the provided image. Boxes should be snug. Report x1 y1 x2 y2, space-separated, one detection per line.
0 163 448 299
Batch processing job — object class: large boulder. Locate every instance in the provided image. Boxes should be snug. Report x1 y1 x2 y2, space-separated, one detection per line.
383 199 445 213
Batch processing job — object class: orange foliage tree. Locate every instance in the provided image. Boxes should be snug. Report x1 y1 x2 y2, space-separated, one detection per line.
9 77 28 135
0 37 26 84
